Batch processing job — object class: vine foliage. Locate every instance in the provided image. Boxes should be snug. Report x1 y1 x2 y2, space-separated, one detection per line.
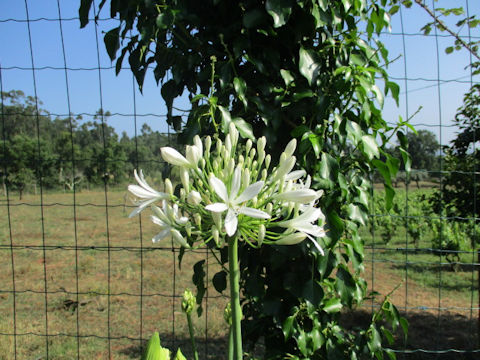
80 0 408 358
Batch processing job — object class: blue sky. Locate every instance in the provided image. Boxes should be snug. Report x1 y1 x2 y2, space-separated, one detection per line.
0 0 479 145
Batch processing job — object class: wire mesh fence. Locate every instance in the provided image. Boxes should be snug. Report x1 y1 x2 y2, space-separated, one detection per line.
0 0 479 359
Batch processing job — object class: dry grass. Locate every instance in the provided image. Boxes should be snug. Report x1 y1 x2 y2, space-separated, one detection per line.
0 188 227 359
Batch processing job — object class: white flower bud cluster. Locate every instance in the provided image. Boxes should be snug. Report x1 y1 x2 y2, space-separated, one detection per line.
128 122 326 254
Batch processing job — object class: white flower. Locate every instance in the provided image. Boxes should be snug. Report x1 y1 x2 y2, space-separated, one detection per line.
205 167 271 236
128 169 169 218
276 206 326 254
187 190 202 205
151 201 190 248
274 189 320 204
160 147 192 167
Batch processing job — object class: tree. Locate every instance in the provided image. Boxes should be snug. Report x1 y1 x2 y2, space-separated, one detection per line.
435 82 480 217
80 1 408 358
405 130 439 171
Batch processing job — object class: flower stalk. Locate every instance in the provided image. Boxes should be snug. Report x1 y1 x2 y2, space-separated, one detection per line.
228 234 242 359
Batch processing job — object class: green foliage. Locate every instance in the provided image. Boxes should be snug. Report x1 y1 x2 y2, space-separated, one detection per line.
0 91 173 194
141 332 187 360
80 0 409 358
433 81 480 218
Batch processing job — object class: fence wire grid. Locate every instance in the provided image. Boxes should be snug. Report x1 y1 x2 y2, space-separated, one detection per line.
1 0 480 359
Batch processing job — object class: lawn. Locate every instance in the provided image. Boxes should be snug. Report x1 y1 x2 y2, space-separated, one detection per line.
0 186 478 359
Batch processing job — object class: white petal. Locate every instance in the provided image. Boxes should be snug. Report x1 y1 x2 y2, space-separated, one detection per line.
177 216 189 226
275 232 306 245
238 207 271 219
152 229 171 243
230 167 241 201
134 169 159 195
187 190 202 205
193 135 203 155
128 200 153 218
308 237 325 255
161 147 191 167
150 215 169 229
234 181 264 204
128 184 156 199
275 189 319 204
205 203 229 213
296 223 325 238
277 207 322 228
224 208 238 236
285 170 306 181
209 176 229 203
186 145 201 166
171 229 189 248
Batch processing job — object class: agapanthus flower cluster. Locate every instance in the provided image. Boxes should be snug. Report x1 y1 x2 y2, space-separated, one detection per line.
128 123 326 254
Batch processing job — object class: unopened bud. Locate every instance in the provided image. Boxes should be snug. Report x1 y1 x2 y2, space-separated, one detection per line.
246 139 252 155
165 178 173 196
181 289 196 315
187 190 202 206
261 168 267 182
242 168 250 188
224 302 232 325
212 227 220 246
284 139 297 158
205 136 212 155
266 203 273 215
265 154 271 170
180 169 189 193
225 136 232 153
194 213 202 226
258 224 266 246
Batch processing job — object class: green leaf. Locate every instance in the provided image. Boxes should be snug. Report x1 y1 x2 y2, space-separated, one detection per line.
218 105 232 133
323 298 342 313
233 77 247 107
79 0 94 28
319 153 338 181
361 135 380 160
299 47 321 86
368 326 382 353
386 81 400 106
266 0 293 28
243 9 265 28
347 204 367 226
283 315 295 340
302 279 324 306
141 332 167 360
212 270 227 293
192 260 206 316
280 69 294 87
156 10 174 30
233 118 255 141
335 266 356 306
174 348 187 360
297 330 308 356
445 46 454 54
310 328 325 349
104 27 120 61
346 120 362 145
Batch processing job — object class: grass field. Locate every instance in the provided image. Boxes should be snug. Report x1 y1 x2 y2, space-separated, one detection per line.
0 186 479 359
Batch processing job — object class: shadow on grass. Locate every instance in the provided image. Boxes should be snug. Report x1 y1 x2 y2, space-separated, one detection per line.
119 334 229 359
343 308 479 360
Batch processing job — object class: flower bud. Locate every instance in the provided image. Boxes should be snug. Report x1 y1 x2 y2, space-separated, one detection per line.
216 138 223 154
161 147 191 168
171 229 189 248
265 154 271 170
251 160 258 172
194 213 202 226
257 224 266 246
257 136 266 153
212 227 220 246
266 203 273 214
227 158 235 176
249 148 256 161
212 211 222 229
180 169 189 193
205 136 212 155
187 190 202 205
275 232 307 245
242 168 250 188
180 188 186 201
261 168 268 182
225 135 232 153
245 139 252 155
283 139 297 158
165 178 173 196
181 289 196 315
238 155 245 167
229 122 239 148
200 158 206 169
224 302 232 325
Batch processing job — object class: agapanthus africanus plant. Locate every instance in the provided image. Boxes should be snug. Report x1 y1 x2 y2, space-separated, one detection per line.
128 123 326 359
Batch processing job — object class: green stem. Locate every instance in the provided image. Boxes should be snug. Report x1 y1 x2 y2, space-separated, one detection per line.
228 234 243 359
187 313 199 360
228 325 234 360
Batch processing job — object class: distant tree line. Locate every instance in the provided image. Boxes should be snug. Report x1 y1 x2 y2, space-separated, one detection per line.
0 90 174 198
